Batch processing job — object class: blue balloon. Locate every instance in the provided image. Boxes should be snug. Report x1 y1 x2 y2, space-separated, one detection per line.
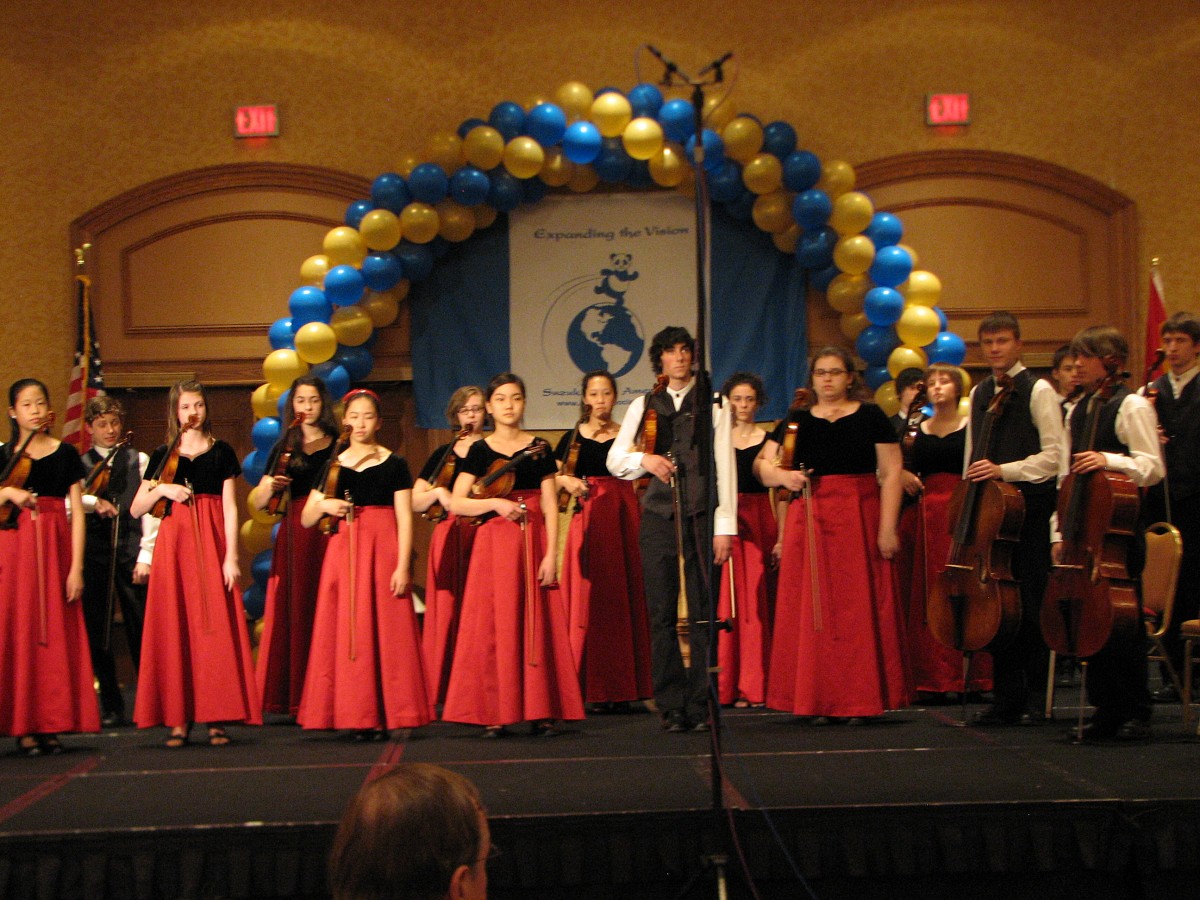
761 121 798 159
628 83 664 118
526 103 567 146
268 317 295 351
685 128 724 172
336 345 374 381
562 121 602 164
276 389 291 420
449 166 490 207
794 226 837 269
487 169 523 212
864 212 903 248
869 245 914 288
864 365 892 391
933 306 948 331
408 163 449 205
782 150 822 192
457 116 487 139
488 101 526 141
522 177 550 203
856 325 901 368
289 286 332 327
371 173 410 213
310 361 351 399
361 252 404 292
810 263 840 292
271 521 282 541
792 189 832 230
627 159 653 188
242 449 266 487
344 199 373 229
593 138 633 183
593 86 622 97
863 287 905 327
394 242 434 282
708 160 744 204
658 98 694 143
242 581 266 621
251 549 273 587
725 191 756 222
324 265 366 306
927 330 966 365
251 416 281 454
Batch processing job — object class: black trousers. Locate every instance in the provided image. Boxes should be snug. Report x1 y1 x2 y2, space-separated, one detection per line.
639 510 711 722
82 525 145 717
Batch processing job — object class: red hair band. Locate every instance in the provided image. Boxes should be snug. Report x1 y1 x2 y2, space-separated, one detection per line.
341 388 381 405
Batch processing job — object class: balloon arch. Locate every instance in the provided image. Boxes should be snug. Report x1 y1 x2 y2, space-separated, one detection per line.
237 78 967 617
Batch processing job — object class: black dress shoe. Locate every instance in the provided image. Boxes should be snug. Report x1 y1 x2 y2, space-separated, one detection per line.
101 713 125 728
1069 719 1120 743
690 719 711 733
1151 684 1180 703
1016 712 1043 727
1114 719 1151 741
663 710 689 733
972 707 1018 726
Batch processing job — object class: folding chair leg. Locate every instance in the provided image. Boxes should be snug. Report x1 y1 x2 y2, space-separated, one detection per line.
1045 649 1057 721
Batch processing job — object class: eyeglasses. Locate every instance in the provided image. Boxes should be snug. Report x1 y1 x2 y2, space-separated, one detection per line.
459 406 484 415
474 843 502 865
812 369 848 378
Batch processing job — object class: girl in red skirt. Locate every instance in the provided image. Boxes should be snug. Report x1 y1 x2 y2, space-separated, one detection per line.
555 370 652 712
131 380 261 747
411 385 485 710
717 372 777 708
755 347 911 723
298 389 431 739
0 379 96 755
250 375 339 718
442 373 584 737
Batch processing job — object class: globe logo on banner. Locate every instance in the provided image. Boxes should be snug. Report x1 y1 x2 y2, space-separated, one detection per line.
544 253 645 379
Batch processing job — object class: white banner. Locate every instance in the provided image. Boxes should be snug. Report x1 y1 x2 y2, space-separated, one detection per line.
509 193 698 429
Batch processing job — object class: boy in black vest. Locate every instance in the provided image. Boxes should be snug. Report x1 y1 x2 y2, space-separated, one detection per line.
80 397 158 727
607 327 735 732
965 312 1068 725
1059 326 1162 740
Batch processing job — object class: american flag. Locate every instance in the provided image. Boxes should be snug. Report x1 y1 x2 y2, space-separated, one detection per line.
62 272 106 452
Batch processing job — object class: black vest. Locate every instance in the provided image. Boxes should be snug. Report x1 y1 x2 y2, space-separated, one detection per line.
1149 373 1200 502
82 445 141 553
970 368 1055 496
1070 385 1131 456
641 386 707 519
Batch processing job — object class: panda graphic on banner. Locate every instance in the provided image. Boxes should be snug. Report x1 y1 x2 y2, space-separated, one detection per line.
563 253 645 379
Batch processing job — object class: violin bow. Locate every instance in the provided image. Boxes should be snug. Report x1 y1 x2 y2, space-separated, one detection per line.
184 480 212 633
346 490 357 662
32 494 49 646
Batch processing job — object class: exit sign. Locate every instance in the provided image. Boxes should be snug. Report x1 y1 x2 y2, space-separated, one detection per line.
926 93 970 126
235 105 279 138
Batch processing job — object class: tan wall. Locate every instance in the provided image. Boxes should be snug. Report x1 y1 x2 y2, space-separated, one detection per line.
4 0 1200 403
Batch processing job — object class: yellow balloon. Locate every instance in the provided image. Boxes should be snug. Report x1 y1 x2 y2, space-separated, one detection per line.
622 117 664 161
567 165 599 193
390 279 410 303
538 146 574 186
772 223 801 254
503 136 545 179
524 93 551 110
958 397 971 418
395 152 421 178
752 190 795 234
240 519 274 556
294 321 338 365
473 205 498 229
358 208 402 252
331 305 374 347
721 116 764 163
833 234 876 275
742 153 783 195
902 270 942 307
840 311 870 341
649 142 687 187
874 381 901 417
400 202 439 244
703 95 737 131
895 304 942 347
251 382 284 419
555 81 594 121
263 349 308 390
323 226 368 267
590 92 632 138
246 491 281 525
435 200 476 243
826 273 870 315
300 254 330 286
426 131 464 173
888 345 928 379
360 292 399 328
817 159 856 198
463 126 505 170
829 191 875 237
897 243 919 268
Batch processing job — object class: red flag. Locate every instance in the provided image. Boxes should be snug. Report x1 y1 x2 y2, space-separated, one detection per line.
62 273 106 452
1145 262 1167 378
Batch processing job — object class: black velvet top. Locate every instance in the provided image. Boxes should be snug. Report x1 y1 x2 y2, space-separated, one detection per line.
554 433 615 478
735 441 769 494
146 440 240 496
769 404 897 476
908 425 966 478
2 441 85 498
462 439 555 491
337 454 413 507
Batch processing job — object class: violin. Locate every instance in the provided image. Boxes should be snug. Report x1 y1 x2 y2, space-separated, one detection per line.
900 380 928 473
262 413 306 517
928 375 1024 653
1040 370 1141 659
316 424 354 535
423 427 472 524
0 411 55 530
83 432 134 498
774 388 811 503
463 439 550 526
557 405 591 513
633 375 669 497
148 415 200 519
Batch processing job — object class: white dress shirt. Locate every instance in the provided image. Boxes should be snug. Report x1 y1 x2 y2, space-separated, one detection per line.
963 362 1068 485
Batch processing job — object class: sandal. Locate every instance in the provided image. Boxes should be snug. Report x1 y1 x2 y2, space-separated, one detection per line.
37 735 63 755
532 719 559 737
733 698 750 709
15 736 41 757
164 728 190 749
207 727 232 747
482 725 506 739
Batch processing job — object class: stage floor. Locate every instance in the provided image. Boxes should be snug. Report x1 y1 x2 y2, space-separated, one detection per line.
2 687 1198 899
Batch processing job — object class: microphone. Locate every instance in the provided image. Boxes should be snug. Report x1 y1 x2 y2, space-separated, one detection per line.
697 52 733 78
647 44 679 84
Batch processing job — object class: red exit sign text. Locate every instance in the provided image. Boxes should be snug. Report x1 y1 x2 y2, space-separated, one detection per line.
926 93 970 126
235 105 279 138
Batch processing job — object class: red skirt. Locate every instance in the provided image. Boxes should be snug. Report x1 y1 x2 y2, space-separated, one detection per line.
441 491 585 726
0 498 99 736
766 474 912 717
897 473 993 693
560 477 652 703
255 496 329 715
421 516 477 707
717 491 778 705
298 506 431 730
134 495 262 728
